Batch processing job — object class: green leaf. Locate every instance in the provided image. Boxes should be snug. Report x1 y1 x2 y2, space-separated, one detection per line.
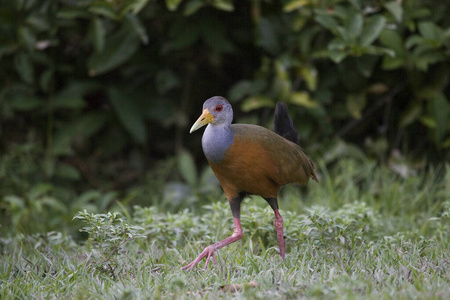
405 35 426 49
257 18 280 54
53 82 96 110
360 16 386 47
346 93 366 119
27 14 51 32
384 1 403 22
290 92 318 109
39 69 53 92
328 38 346 51
156 69 180 94
14 52 34 84
108 89 147 144
91 17 105 53
356 55 378 78
211 0 234 11
328 48 348 63
380 30 404 53
315 14 339 33
347 0 361 10
117 0 151 15
418 22 440 41
18 26 36 51
412 50 445 71
283 0 309 12
228 81 254 101
87 21 140 76
428 94 450 143
88 5 119 20
300 66 318 91
55 164 81 181
0 43 19 58
379 29 405 69
52 113 109 155
178 150 198 187
166 0 183 11
241 96 274 112
57 8 90 19
184 0 205 16
125 14 149 44
202 19 235 53
381 55 404 70
10 96 42 111
400 102 422 128
347 13 363 38
163 22 201 52
118 0 151 17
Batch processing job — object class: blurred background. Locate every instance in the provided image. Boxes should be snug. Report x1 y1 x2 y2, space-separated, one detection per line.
0 0 449 236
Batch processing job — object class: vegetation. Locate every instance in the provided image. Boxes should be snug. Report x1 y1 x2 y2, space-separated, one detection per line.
0 0 449 298
1 158 449 298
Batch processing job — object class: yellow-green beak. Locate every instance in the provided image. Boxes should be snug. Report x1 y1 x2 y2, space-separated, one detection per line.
190 108 214 133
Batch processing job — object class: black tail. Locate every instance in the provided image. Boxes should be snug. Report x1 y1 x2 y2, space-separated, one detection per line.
274 102 299 144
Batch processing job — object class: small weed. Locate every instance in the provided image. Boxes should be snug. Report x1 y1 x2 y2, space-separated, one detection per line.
73 210 146 278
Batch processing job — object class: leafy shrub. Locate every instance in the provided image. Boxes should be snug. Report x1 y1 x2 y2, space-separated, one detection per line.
74 210 146 277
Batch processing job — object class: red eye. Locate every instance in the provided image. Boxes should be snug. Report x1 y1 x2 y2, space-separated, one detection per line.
215 105 223 112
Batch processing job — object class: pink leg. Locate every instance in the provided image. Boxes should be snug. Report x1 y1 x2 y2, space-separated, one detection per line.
274 209 285 259
182 218 243 271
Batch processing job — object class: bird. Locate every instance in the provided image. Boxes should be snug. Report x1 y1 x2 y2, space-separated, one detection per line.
183 96 317 270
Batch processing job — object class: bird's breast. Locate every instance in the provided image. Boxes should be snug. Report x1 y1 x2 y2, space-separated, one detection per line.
202 124 234 164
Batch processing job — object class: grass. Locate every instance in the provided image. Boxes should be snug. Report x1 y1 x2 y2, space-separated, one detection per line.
1 159 449 299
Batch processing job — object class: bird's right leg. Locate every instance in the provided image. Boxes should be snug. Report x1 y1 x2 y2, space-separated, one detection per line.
264 197 285 260
182 197 243 271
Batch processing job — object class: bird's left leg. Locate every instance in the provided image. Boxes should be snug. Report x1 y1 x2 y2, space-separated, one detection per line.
265 197 285 260
182 197 243 270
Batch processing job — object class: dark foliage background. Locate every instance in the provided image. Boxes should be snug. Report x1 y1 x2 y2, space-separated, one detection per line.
0 0 449 235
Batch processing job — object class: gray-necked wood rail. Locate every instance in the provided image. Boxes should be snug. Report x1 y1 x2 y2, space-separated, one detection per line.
183 96 317 270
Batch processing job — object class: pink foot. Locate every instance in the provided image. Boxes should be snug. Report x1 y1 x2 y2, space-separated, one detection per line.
182 218 243 271
182 245 217 271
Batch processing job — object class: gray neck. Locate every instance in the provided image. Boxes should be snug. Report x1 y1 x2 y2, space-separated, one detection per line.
202 124 234 164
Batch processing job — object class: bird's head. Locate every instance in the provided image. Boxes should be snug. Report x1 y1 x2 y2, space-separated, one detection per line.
190 96 233 133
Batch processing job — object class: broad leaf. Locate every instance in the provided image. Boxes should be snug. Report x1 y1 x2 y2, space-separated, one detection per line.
184 0 205 16
290 92 318 109
315 14 339 33
428 94 450 143
14 52 34 84
10 96 42 111
347 13 363 38
52 113 109 155
211 0 234 11
283 0 309 12
178 150 198 187
346 93 366 119
87 21 140 76
166 0 183 11
108 88 147 144
360 16 386 47
418 22 441 41
384 1 403 22
241 96 274 112
91 17 105 53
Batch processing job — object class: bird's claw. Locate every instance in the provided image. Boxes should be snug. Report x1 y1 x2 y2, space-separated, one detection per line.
182 245 217 271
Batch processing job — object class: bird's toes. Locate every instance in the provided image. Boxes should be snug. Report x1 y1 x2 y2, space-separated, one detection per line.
182 261 196 270
183 245 217 271
203 246 216 269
